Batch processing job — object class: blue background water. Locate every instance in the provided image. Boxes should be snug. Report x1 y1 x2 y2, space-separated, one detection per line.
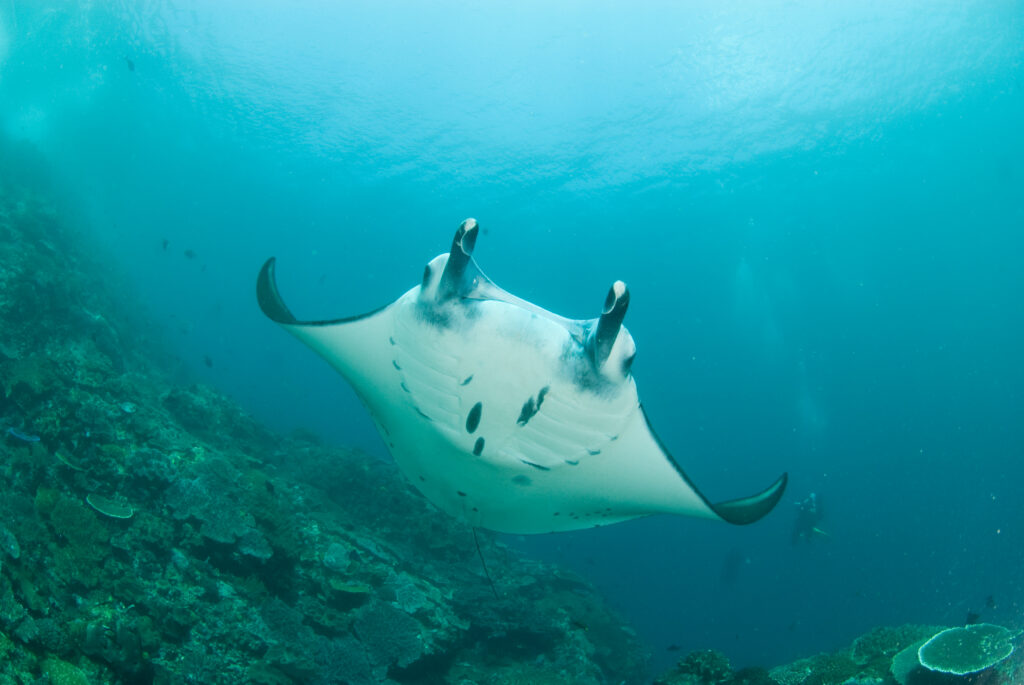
2 0 1022 672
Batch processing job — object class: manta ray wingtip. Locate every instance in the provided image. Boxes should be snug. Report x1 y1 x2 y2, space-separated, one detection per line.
710 472 788 525
256 257 299 325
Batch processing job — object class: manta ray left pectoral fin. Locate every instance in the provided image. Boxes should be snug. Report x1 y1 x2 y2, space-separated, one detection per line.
707 472 788 525
638 406 787 526
257 258 299 325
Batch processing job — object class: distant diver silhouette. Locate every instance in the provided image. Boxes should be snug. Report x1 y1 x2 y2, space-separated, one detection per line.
792 492 827 545
719 548 749 587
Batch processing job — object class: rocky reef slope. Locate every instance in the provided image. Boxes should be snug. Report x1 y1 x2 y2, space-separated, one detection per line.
0 151 647 684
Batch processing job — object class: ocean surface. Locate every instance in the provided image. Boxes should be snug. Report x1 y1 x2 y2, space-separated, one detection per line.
2 0 1022 674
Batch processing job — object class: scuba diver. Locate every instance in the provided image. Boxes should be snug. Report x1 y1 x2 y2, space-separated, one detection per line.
792 492 828 545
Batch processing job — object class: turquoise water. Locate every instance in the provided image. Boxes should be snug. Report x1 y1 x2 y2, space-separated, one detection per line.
2 0 1022 672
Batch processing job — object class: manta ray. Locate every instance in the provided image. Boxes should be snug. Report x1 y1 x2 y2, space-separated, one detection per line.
257 219 786 534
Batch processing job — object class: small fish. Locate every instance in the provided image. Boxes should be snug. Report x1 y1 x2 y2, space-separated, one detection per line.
125 56 135 72
986 594 996 609
569 619 588 632
666 644 681 652
965 610 981 625
6 427 40 442
162 238 169 251
203 355 213 368
184 249 197 259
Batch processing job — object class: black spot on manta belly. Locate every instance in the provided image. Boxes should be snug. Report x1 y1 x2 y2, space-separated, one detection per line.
472 437 485 456
516 398 535 426
457 491 466 497
461 375 473 386
565 459 579 465
512 474 531 486
521 459 550 471
466 402 482 433
516 385 551 426
389 336 396 345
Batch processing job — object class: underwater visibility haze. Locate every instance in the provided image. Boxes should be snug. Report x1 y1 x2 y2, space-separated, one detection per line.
1 0 1023 682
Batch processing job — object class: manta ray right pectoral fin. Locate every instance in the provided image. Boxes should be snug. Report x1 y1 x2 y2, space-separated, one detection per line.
256 257 396 393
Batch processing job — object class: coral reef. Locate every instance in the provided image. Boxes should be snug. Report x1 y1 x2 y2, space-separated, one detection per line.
851 626 947 668
0 151 647 683
656 649 735 685
658 622 1023 685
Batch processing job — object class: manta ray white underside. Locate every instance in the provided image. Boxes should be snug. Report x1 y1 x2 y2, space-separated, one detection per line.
258 219 786 534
